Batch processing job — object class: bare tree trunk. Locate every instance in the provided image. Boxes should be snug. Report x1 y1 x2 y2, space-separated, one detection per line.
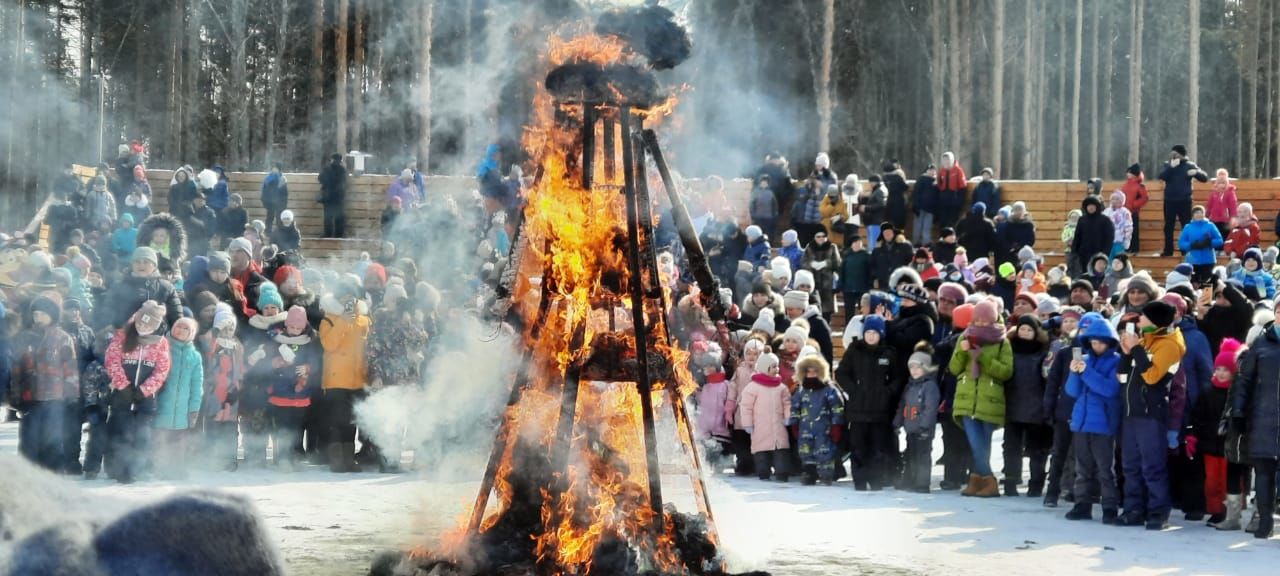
231 0 248 166
1088 0 1099 176
1069 0 1082 178
991 0 1004 175
1128 0 1144 165
310 0 325 163
6 0 26 181
959 0 973 162
185 0 201 160
265 0 291 165
817 0 834 153
417 0 433 168
948 0 961 152
335 0 350 155
1035 0 1049 177
1272 6 1279 174
352 0 365 151
1020 0 1035 177
1102 10 1116 176
930 0 945 159
166 0 184 161
1247 0 1260 176
1266 0 1275 175
1058 5 1069 175
1188 0 1200 157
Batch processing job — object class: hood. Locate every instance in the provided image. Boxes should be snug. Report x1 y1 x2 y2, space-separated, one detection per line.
1088 253 1110 271
1081 195 1105 214
136 212 188 264
1080 313 1119 346
889 266 922 290
795 355 831 382
1109 254 1134 277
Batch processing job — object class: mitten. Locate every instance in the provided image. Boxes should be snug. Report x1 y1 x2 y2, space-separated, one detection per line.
829 425 843 445
1185 435 1198 459
278 344 296 364
1166 430 1180 450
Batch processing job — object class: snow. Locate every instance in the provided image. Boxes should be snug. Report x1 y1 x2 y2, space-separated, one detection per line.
2 420 1275 575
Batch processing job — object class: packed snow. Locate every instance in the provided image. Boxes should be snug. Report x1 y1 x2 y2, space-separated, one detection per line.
1 421 1273 575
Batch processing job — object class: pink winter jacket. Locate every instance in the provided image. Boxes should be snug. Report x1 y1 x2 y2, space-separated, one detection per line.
695 373 733 441
740 373 792 453
730 359 754 430
105 332 171 398
1207 183 1238 225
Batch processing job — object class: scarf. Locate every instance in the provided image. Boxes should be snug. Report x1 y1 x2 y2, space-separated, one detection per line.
965 325 1005 378
705 372 727 385
750 373 783 388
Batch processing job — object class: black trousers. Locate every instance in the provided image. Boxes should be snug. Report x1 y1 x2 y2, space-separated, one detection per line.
1253 458 1277 536
264 203 282 234
1129 212 1142 252
63 401 84 472
1073 432 1120 510
849 422 894 489
1163 199 1192 254
269 405 307 465
753 449 790 481
1170 447 1206 515
83 407 109 475
903 434 933 490
323 389 359 445
1046 420 1077 498
1003 421 1053 487
105 392 156 482
731 428 756 476
323 204 346 238
940 416 971 486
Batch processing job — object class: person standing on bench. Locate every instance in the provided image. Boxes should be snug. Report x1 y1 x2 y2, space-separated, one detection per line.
1159 145 1209 257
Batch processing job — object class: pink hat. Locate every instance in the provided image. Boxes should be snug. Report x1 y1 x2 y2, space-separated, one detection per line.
285 305 308 331
973 299 1000 326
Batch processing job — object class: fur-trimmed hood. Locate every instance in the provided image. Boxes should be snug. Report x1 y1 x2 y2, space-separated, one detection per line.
795 354 831 382
889 266 922 289
320 293 370 317
136 212 188 265
741 291 784 319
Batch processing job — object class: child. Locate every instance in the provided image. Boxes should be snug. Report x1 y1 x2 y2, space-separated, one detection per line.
1063 312 1123 523
1061 209 1082 254
730 338 766 477
894 345 940 493
740 348 791 482
1122 164 1149 253
10 296 79 472
949 299 1013 498
1016 262 1046 296
1042 308 1087 507
1117 301 1186 529
836 315 901 490
778 324 808 387
694 342 734 469
1224 202 1261 258
1083 254 1109 298
152 317 204 479
1179 206 1225 284
111 213 138 262
266 305 321 471
201 304 244 471
840 234 871 318
1232 247 1276 301
1197 339 1242 528
742 225 772 272
1105 190 1133 258
80 330 113 480
1207 168 1238 239
1046 265 1071 302
218 193 250 242
104 300 171 484
779 229 804 273
790 354 845 485
1104 254 1133 299
1004 316 1052 497
121 186 151 225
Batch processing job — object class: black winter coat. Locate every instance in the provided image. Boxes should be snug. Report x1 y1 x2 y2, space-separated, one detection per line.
96 274 183 331
956 212 997 260
1200 283 1252 357
1232 325 1280 460
884 171 910 227
1194 385 1230 457
1071 197 1115 269
1001 218 1037 266
800 309 835 365
912 175 939 214
836 340 901 423
1043 340 1077 424
886 303 937 383
319 162 348 206
872 238 913 289
1007 338 1049 424
272 224 302 253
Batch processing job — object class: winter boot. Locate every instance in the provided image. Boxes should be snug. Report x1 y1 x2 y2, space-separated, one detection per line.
1215 495 1244 530
1043 489 1060 508
975 475 1001 498
1064 502 1093 521
1115 510 1146 527
1184 510 1205 522
939 479 961 490
1256 500 1276 539
1027 456 1047 498
341 443 360 473
1002 480 1020 497
1102 508 1120 525
1247 509 1261 533
1145 511 1170 531
961 473 982 497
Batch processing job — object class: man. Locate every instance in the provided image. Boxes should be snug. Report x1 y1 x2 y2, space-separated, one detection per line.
783 290 832 364
228 237 267 313
1069 279 1096 312
96 247 182 331
181 191 218 259
318 154 348 238
1159 144 1210 256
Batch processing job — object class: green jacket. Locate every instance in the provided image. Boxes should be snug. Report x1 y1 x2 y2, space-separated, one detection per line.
948 337 1014 426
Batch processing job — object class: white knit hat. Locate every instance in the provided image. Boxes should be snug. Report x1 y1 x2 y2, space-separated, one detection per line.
783 324 809 344
750 308 776 336
755 351 780 374
783 290 809 310
792 270 815 290
280 210 294 223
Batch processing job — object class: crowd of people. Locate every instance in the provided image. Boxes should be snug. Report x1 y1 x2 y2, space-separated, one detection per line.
687 145 1278 540
4 143 517 483
4 140 1278 544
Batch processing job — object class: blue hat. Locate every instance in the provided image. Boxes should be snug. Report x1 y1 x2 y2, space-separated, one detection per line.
862 315 886 336
971 202 986 215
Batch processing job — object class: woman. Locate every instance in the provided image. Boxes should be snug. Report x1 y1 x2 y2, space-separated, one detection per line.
1207 169 1238 239
104 300 171 484
802 229 842 322
1231 321 1280 539
168 166 197 210
948 299 1012 498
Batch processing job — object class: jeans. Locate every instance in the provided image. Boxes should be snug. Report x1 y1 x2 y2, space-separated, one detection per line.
912 211 935 246
866 225 881 252
963 417 996 476
1163 200 1192 254
1073 432 1120 510
1122 416 1171 515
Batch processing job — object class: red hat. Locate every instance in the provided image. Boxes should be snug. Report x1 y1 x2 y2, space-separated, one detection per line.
1215 338 1243 374
274 265 302 288
951 303 974 330
1014 292 1038 309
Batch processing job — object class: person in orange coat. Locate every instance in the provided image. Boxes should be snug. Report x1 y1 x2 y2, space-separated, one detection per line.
318 286 371 472
1122 164 1149 253
1016 262 1046 296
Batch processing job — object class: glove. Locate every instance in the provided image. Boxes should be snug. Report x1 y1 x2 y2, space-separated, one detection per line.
278 344 296 364
247 348 267 365
1167 430 1180 450
1192 238 1212 250
1185 435 1198 459
829 425 843 445
745 426 754 435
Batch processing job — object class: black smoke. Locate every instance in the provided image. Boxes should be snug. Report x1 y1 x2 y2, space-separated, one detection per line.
545 62 664 108
594 4 693 70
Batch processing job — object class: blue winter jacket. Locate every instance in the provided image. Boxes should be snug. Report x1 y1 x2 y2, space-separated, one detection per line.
154 339 204 430
1176 316 1214 428
1232 268 1276 300
743 237 772 270
1065 318 1123 436
779 244 804 274
1177 219 1223 265
972 181 1001 218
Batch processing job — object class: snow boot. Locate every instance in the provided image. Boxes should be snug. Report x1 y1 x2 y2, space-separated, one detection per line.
975 476 1001 498
1064 502 1092 521
961 473 982 497
1102 508 1120 525
1184 510 1205 522
1002 480 1020 497
939 479 962 491
1256 500 1276 539
1247 508 1261 533
1145 511 1170 531
1215 495 1244 530
1043 490 1060 508
1115 510 1146 527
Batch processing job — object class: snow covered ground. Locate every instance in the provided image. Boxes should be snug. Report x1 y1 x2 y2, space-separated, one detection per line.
2 420 1274 575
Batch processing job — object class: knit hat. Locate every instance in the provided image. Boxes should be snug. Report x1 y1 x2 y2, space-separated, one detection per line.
171 317 198 343
285 305 308 331
1110 189 1126 205
1216 338 1243 374
1125 271 1160 300
1036 298 1061 316
914 247 931 261
750 280 773 297
1014 292 1038 310
745 225 763 241
1172 144 1188 156
1021 261 1037 273
783 324 809 344
132 246 158 266
193 290 219 314
867 291 895 315
213 303 237 333
908 350 935 372
228 237 253 257
1166 263 1193 290
134 300 166 334
941 226 956 239
1142 300 1177 329
120 212 134 226
1244 247 1264 270
257 282 284 311
208 252 231 274
897 284 929 305
971 201 987 215
280 210 294 223
1017 245 1038 265
937 282 969 303
792 270 815 290
754 350 780 374
737 260 754 275
31 295 61 324
998 262 1016 279
1060 306 1084 321
1160 292 1189 319
384 283 408 310
365 263 387 285
1070 278 1095 294
1127 163 1142 176
273 265 302 288
251 220 266 234
862 315 886 336
951 303 974 330
750 308 776 337
1265 247 1279 266
783 290 809 310
973 299 1000 325
815 152 830 169
230 192 244 205
781 229 798 246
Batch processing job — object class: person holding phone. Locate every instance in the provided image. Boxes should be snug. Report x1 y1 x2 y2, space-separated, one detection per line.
1063 312 1124 523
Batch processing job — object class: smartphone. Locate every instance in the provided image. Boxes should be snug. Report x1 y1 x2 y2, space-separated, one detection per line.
1125 323 1137 336
1072 347 1082 362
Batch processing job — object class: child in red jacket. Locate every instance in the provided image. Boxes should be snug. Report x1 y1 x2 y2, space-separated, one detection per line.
104 300 171 484
1223 203 1261 258
1122 164 1149 253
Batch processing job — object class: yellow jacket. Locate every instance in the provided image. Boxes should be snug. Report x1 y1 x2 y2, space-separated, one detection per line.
818 195 849 246
319 301 371 391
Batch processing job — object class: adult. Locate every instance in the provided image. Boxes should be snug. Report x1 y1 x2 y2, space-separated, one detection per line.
1000 201 1037 268
318 154 349 238
261 163 289 235
912 164 940 245
956 202 997 262
971 168 1001 219
1231 322 1280 539
936 152 967 229
1070 196 1115 276
96 247 183 331
801 229 841 322
386 169 421 209
1158 144 1210 256
792 179 827 248
168 167 198 211
872 224 913 290
882 161 910 231
272 210 302 253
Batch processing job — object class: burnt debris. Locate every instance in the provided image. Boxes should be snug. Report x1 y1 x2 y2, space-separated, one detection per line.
545 62 664 109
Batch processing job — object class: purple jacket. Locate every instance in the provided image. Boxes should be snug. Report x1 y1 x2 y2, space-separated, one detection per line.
386 179 420 207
